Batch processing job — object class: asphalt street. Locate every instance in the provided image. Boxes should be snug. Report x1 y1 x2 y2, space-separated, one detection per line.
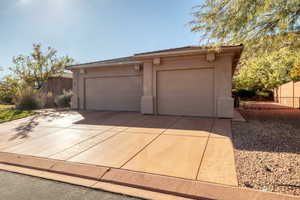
0 170 142 200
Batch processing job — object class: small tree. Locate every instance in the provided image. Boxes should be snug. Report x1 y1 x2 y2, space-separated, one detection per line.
0 76 20 104
10 44 74 89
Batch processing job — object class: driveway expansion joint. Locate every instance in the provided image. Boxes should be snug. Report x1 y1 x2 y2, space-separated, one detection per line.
119 117 182 169
195 118 216 180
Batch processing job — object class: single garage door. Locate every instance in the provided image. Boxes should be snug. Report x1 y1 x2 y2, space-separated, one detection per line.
157 68 214 117
85 76 142 111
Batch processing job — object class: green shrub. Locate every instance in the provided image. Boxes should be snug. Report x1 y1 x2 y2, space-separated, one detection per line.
55 90 73 108
0 76 19 104
256 90 272 98
0 92 13 104
15 87 42 110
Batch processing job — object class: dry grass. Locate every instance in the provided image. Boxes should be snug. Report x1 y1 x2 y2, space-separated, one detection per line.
232 109 300 196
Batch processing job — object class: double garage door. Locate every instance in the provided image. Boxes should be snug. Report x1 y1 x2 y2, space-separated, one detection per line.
84 68 214 117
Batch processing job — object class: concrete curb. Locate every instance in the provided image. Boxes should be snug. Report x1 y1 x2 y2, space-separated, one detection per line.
0 152 299 200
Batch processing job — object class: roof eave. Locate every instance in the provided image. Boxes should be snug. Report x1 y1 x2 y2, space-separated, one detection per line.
134 45 244 59
66 60 142 70
66 45 244 70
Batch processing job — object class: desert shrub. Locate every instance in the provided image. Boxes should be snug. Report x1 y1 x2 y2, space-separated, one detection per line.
54 90 73 108
15 87 42 110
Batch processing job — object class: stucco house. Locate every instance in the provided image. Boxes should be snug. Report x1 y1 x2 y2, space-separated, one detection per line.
67 45 243 118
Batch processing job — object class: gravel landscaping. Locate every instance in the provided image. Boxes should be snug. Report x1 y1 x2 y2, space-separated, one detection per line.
232 108 300 196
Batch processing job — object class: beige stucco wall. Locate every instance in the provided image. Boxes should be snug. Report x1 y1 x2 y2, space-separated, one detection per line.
71 53 236 118
214 55 234 118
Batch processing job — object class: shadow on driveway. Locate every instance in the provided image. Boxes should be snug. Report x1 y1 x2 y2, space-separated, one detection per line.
10 110 74 141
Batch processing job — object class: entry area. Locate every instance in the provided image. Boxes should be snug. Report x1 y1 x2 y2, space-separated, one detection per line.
0 110 237 186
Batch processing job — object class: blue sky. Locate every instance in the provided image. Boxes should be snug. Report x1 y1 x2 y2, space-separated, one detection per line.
0 0 202 78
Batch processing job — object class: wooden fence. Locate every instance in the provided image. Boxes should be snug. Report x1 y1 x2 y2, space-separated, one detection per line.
41 77 73 107
274 81 300 108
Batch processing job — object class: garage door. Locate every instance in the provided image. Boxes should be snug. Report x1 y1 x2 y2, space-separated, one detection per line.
157 68 214 117
85 76 142 111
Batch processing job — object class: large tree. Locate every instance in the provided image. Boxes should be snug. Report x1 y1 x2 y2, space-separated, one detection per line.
191 0 300 44
10 44 74 89
190 0 300 89
234 47 300 90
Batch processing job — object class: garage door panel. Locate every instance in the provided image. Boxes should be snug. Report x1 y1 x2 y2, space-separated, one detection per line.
157 69 214 117
85 76 142 111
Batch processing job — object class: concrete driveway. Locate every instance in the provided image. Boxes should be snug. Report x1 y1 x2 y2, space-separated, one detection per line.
0 110 237 186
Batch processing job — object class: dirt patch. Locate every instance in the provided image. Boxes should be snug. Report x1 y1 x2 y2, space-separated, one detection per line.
232 109 300 196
